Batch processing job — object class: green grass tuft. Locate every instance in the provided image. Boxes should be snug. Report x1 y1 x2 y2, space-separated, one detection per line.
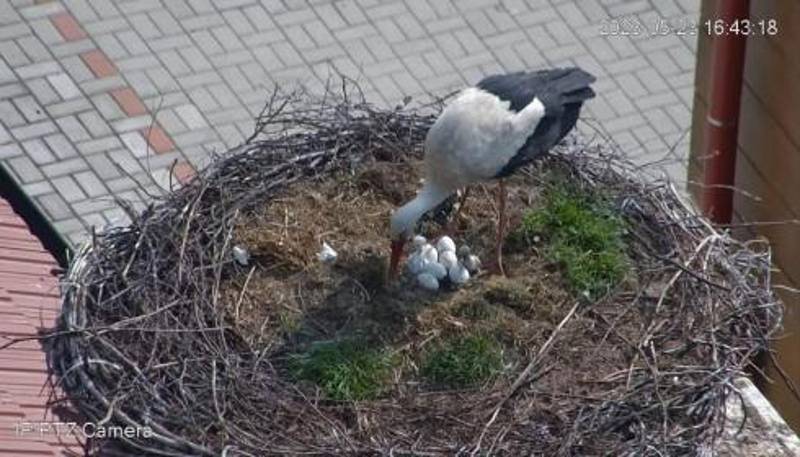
290 339 394 401
421 333 504 388
516 183 628 299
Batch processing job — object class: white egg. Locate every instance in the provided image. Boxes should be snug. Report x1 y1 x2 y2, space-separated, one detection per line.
435 236 456 253
406 253 428 275
423 261 448 280
420 244 438 263
417 272 439 291
457 245 471 257
412 235 427 250
438 250 458 270
317 242 338 263
449 263 470 285
463 254 481 273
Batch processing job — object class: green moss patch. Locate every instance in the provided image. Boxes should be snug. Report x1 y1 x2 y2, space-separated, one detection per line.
290 339 394 401
421 333 504 388
516 183 628 299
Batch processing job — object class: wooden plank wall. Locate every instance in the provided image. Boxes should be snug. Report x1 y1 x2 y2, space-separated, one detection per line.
688 0 800 431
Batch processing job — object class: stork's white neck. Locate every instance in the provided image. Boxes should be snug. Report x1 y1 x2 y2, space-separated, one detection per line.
391 182 452 239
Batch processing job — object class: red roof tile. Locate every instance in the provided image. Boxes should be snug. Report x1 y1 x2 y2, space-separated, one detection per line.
0 197 80 455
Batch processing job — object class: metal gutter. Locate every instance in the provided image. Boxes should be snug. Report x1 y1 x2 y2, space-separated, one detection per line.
701 0 751 224
0 164 72 268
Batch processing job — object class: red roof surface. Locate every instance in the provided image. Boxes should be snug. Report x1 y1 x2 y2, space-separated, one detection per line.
0 197 81 456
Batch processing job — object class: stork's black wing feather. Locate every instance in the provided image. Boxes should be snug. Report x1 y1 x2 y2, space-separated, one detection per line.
477 68 596 178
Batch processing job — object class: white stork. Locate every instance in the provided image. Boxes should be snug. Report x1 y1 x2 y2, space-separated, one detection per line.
389 68 596 278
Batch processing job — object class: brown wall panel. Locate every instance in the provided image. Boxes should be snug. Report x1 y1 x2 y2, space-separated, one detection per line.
750 0 800 71
742 33 800 152
733 148 800 283
732 151 800 428
690 0 800 430
737 86 800 217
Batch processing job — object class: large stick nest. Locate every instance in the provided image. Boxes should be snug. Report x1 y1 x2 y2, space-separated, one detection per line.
47 83 782 456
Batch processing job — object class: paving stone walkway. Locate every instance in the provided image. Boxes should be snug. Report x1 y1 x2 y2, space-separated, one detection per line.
0 0 699 245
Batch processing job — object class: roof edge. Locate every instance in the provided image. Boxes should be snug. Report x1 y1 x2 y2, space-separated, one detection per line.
0 164 72 268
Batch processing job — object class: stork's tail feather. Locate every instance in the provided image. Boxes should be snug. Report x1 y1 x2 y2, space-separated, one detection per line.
549 68 596 103
562 86 595 104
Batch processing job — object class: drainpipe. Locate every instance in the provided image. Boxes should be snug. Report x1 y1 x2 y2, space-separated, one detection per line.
702 0 751 224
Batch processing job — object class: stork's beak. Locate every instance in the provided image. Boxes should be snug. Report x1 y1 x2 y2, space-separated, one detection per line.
388 239 406 280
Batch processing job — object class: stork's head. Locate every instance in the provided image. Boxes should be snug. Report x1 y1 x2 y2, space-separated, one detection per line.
387 182 453 280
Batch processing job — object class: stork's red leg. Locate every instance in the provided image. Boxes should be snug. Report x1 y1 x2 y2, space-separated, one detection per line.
490 179 507 276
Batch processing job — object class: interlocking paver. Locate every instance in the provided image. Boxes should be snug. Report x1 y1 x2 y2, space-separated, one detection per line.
51 175 85 202
77 110 112 137
47 71 80 98
0 41 29 67
21 138 55 164
37 192 73 220
107 149 144 175
29 78 59 105
0 22 29 41
79 136 121 156
0 81 27 100
13 94 47 122
50 38 94 59
163 0 194 19
11 119 58 141
91 0 121 19
110 87 146 116
63 0 98 23
8 155 44 182
84 151 119 179
111 114 153 135
150 12 181 36
0 99 25 127
128 13 160 39
46 97 91 117
40 155 87 177
82 17 129 36
0 0 700 245
91 92 126 120
22 179 54 196
143 125 175 154
30 17 63 45
95 32 128 59
44 132 79 159
0 124 12 146
80 49 116 77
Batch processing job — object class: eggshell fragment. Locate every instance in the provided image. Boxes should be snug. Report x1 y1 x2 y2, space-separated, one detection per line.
463 255 481 273
232 245 250 266
317 242 338 263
